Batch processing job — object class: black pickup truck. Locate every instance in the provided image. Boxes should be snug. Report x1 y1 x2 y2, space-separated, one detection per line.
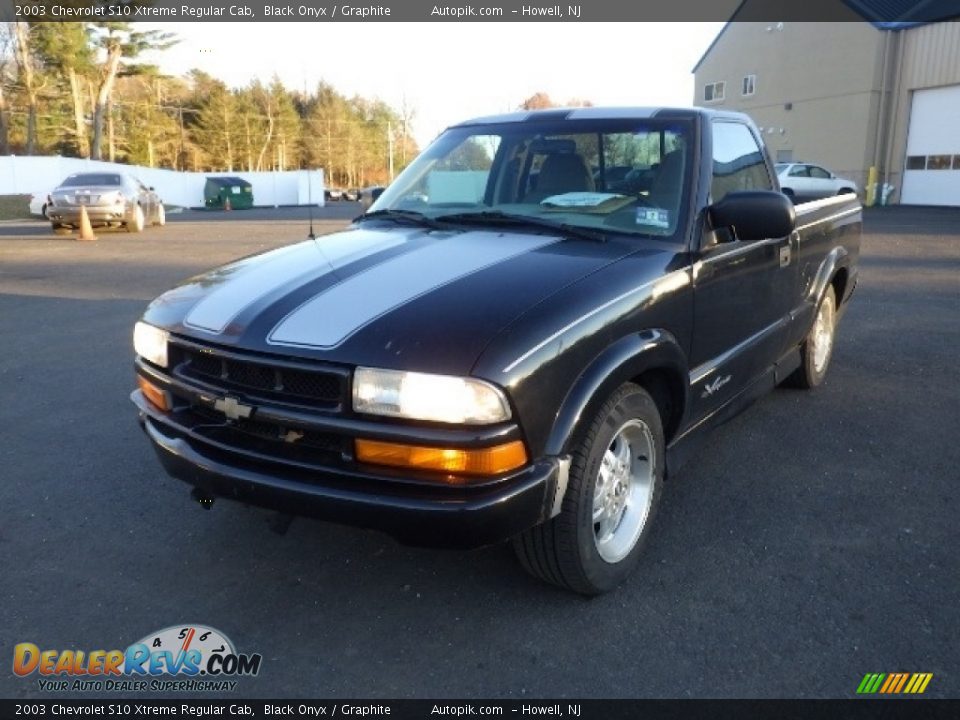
132 107 860 594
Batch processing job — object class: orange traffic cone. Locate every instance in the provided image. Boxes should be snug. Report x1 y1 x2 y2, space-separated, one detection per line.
223 196 232 212
77 205 97 241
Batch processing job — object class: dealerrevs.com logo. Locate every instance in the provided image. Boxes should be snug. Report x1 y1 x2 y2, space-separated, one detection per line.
13 624 262 692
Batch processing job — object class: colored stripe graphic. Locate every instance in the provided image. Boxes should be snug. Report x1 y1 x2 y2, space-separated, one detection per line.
185 233 404 333
857 673 932 694
905 673 933 694
269 232 558 348
893 673 909 693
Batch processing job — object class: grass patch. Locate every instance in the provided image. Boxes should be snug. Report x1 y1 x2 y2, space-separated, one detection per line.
0 195 35 221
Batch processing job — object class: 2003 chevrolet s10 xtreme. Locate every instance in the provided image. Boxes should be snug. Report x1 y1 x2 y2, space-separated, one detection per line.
132 107 861 594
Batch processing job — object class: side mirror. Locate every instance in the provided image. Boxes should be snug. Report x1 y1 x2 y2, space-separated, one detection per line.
149 186 155 191
708 190 795 242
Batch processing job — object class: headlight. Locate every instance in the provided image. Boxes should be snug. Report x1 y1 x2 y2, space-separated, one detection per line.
133 322 169 368
353 367 511 425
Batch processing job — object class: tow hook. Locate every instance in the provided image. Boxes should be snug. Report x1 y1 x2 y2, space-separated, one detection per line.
191 487 215 509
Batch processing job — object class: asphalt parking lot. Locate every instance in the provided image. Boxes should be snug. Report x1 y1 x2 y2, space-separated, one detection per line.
1 205 958 699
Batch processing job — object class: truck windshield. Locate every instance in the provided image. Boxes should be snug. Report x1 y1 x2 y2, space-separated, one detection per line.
369 118 693 239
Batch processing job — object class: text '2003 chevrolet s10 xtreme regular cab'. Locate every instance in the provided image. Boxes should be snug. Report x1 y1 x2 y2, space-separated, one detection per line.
132 107 861 594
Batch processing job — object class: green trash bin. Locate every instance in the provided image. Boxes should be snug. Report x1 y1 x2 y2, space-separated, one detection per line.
204 177 254 209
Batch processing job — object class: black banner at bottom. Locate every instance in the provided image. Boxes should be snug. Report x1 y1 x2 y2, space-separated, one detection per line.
2 699 958 720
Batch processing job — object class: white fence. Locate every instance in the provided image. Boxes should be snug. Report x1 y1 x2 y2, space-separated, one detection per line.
0 156 325 209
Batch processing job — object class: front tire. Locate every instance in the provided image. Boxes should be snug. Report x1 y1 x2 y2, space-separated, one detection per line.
126 205 145 233
153 204 166 227
513 383 664 595
787 285 836 389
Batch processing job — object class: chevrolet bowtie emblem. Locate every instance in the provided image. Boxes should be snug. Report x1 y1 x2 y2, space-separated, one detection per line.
214 396 253 421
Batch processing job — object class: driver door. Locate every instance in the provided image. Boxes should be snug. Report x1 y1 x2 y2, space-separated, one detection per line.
689 121 797 422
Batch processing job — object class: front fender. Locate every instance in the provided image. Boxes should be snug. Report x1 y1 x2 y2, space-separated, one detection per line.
544 329 689 457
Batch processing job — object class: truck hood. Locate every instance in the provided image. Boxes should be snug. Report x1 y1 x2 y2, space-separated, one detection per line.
142 224 644 375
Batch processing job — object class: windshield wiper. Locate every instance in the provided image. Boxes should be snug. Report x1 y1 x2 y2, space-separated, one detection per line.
355 209 449 230
434 211 608 242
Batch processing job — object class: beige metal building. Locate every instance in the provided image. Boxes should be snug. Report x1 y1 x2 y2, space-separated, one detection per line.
693 7 960 206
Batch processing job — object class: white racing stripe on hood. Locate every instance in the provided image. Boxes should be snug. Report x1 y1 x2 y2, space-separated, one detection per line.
184 233 404 333
269 232 559 349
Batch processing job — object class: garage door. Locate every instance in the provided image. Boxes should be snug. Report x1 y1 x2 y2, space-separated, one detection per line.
901 85 960 206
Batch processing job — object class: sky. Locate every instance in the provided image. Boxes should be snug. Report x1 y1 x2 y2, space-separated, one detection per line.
140 22 725 148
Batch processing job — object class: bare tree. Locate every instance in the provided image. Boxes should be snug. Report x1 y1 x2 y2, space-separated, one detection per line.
88 22 176 160
12 22 44 154
0 24 13 154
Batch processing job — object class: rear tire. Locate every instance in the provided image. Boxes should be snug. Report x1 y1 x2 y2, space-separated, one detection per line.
786 285 836 389
126 205 145 233
513 383 664 595
51 223 69 235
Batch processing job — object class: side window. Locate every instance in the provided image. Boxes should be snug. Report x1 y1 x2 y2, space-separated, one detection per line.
710 122 772 202
808 166 831 179
789 165 809 177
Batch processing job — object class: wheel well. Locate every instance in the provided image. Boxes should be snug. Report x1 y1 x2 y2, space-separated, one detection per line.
831 267 848 304
781 187 795 196
838 188 854 195
631 367 685 443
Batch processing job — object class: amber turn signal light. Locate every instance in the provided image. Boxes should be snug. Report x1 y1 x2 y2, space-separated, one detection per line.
355 438 527 479
138 375 171 412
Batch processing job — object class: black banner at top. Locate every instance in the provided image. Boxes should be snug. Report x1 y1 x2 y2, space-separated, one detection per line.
4 0 960 22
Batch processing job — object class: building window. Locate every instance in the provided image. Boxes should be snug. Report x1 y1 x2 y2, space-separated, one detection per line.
906 156 926 170
742 75 756 97
704 81 725 103
954 155 960 169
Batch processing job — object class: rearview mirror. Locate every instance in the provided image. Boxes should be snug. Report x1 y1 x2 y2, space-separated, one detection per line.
708 191 795 242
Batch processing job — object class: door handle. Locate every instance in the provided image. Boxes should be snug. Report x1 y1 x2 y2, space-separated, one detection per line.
779 245 791 268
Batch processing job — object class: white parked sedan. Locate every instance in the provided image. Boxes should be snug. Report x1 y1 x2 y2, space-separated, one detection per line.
775 163 858 202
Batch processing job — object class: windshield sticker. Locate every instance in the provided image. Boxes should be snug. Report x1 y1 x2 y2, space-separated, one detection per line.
636 207 670 229
541 192 633 214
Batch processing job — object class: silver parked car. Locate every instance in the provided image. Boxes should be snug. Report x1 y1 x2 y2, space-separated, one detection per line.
47 172 165 233
775 162 858 202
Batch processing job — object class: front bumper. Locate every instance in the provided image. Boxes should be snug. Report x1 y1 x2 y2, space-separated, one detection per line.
48 204 128 225
133 390 559 548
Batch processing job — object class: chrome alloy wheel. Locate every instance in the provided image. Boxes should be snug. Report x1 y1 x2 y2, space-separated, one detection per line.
811 291 835 374
592 419 656 563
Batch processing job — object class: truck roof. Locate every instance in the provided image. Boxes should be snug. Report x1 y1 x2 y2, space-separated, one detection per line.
451 106 753 128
